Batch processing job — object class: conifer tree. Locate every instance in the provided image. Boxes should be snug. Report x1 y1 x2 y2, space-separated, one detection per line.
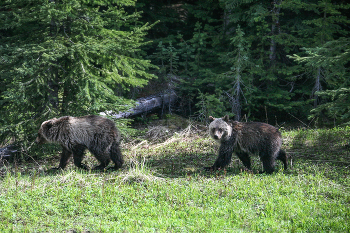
287 0 350 123
220 0 298 121
220 26 252 121
286 0 350 108
0 0 155 150
292 37 350 124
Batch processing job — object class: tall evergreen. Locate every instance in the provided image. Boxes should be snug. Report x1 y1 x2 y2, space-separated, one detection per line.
215 0 350 122
137 0 225 117
285 0 350 124
219 25 252 121
285 0 350 106
220 0 298 121
135 0 350 124
0 0 155 150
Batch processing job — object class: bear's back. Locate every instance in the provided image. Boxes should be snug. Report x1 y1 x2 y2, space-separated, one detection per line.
233 121 282 148
69 115 114 128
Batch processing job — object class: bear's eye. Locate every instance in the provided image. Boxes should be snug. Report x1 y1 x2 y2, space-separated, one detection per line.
218 128 223 133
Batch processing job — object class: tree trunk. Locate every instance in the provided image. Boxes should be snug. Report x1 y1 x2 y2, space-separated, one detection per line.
269 0 282 66
313 67 322 107
48 67 59 110
102 91 177 119
233 67 242 121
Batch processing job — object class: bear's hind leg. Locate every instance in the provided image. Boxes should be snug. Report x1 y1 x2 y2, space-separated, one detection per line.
109 141 124 170
260 151 276 174
276 149 288 170
87 146 111 170
72 145 89 170
92 159 110 170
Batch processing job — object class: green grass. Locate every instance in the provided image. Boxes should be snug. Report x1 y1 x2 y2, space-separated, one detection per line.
0 126 349 232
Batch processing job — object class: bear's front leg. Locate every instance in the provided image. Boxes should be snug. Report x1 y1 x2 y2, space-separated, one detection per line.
72 145 89 170
204 142 234 171
57 147 72 169
110 141 124 170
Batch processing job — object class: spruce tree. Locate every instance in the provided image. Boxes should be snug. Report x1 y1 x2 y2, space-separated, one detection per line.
220 0 299 121
286 0 350 108
219 25 252 121
286 0 350 123
0 0 155 151
292 37 350 124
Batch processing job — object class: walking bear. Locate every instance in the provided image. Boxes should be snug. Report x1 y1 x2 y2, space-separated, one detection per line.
205 115 287 174
35 115 123 170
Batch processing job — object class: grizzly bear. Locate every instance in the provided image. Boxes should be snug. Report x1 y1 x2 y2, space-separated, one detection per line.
35 115 123 170
205 115 287 174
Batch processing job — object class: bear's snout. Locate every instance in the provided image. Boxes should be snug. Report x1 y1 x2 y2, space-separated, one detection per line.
35 134 47 144
214 131 224 140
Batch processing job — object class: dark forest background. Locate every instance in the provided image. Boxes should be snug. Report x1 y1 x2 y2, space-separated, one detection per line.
1 0 349 154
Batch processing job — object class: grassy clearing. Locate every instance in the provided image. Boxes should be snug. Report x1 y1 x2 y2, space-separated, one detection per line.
0 122 349 232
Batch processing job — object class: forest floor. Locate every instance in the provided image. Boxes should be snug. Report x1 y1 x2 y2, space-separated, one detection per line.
0 115 349 232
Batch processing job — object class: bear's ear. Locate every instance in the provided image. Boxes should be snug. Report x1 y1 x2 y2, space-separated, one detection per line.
209 116 215 122
42 120 53 132
222 115 229 122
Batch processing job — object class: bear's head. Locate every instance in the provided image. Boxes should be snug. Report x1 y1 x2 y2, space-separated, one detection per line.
208 115 232 142
35 118 57 144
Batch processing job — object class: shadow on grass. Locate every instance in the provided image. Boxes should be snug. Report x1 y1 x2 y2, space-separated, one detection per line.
6 127 349 179
145 153 288 178
2 136 289 179
133 128 350 179
0 153 123 178
128 137 288 179
286 128 350 166
282 128 350 185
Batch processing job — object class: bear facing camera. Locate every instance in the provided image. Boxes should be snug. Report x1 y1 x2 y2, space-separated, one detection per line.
206 115 287 174
35 115 123 171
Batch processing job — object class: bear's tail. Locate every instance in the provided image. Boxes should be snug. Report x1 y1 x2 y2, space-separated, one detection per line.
277 149 288 170
110 141 124 169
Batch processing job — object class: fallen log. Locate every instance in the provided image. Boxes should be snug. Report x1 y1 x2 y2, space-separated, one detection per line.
0 144 17 161
101 91 177 119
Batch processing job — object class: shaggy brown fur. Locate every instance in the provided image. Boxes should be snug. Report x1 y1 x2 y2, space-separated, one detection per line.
35 115 123 170
206 115 287 174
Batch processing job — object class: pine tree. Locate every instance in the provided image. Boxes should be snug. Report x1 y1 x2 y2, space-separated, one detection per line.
139 0 225 117
216 0 350 122
286 0 350 108
127 0 350 124
294 37 350 124
0 0 155 151
219 25 252 121
286 0 350 123
220 0 299 121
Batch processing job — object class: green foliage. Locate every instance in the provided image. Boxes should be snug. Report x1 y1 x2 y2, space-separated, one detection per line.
219 25 252 120
289 31 350 123
149 41 179 78
170 0 349 123
286 0 350 109
195 91 226 121
0 0 156 151
311 88 350 125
